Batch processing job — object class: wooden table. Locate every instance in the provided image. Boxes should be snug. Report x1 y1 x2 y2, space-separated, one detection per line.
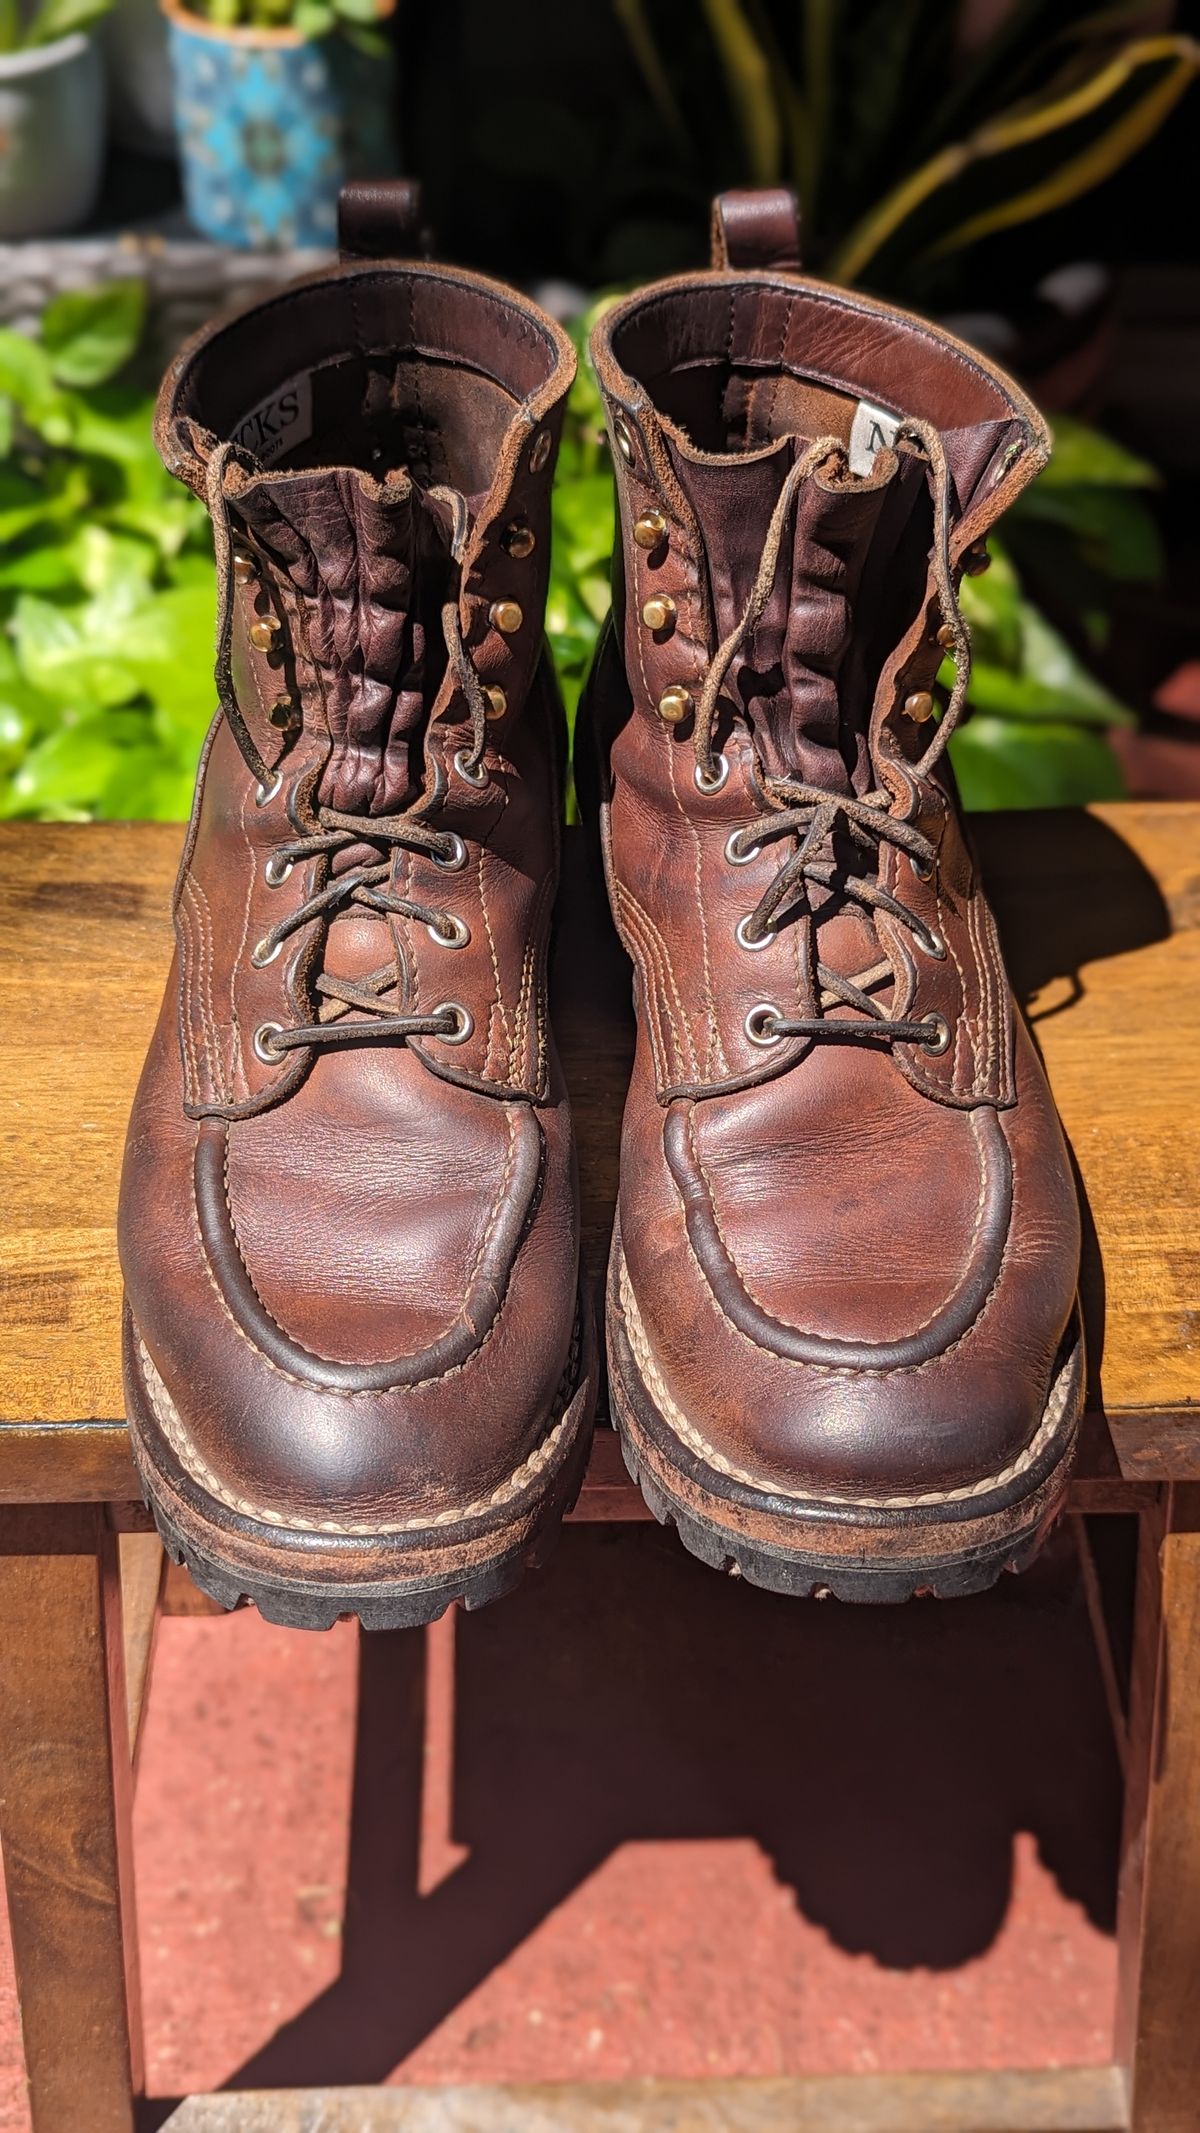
0 805 1197 2133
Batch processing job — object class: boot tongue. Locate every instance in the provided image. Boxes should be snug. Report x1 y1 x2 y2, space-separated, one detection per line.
230 462 458 816
666 432 930 796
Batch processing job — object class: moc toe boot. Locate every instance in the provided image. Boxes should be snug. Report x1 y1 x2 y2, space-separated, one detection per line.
583 188 1083 1603
119 185 597 1629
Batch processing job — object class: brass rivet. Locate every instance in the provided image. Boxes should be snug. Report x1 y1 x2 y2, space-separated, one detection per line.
233 552 256 586
486 687 507 720
613 415 635 465
657 685 693 726
502 522 536 560
936 623 956 651
904 690 936 724
529 429 552 474
642 595 676 632
633 510 667 550
489 599 523 635
963 543 991 576
268 696 294 728
249 617 281 652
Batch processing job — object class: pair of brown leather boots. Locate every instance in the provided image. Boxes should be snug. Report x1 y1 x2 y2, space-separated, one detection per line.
118 182 1083 1630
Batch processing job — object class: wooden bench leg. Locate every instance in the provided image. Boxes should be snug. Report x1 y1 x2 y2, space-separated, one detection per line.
0 1506 143 2133
1116 1484 1200 2133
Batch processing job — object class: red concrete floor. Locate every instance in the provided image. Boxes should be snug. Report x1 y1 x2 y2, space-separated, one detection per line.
0 1518 1122 2124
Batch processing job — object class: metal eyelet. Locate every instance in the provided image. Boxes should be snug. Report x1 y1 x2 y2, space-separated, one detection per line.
255 770 282 808
612 415 635 465
428 915 470 950
433 1002 474 1045
529 428 552 474
434 833 468 871
744 1003 782 1047
264 853 293 888
915 925 946 961
250 935 281 968
725 829 762 866
453 749 489 788
736 913 775 952
694 753 729 795
922 1012 951 1055
253 1022 285 1064
908 850 935 883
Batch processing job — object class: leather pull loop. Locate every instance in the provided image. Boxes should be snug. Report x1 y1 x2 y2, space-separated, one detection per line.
337 179 434 262
710 187 802 274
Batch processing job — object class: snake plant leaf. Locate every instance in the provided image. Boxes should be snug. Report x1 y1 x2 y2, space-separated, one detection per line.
701 0 783 185
830 34 1200 284
23 0 114 46
610 0 690 152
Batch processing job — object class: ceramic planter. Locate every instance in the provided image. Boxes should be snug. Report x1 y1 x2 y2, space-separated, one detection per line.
162 0 395 250
0 34 106 240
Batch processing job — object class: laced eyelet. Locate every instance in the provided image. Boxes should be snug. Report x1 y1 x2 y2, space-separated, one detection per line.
725 828 763 866
428 915 470 950
921 1012 951 1055
915 925 946 961
264 853 292 888
433 1001 474 1045
453 748 488 788
744 1003 782 1047
433 833 468 871
736 913 775 951
695 753 729 795
908 849 934 882
253 1022 285 1064
250 935 281 968
255 770 282 808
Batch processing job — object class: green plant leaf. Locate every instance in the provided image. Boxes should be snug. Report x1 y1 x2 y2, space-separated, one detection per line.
41 283 148 389
1042 414 1159 488
949 715 1126 811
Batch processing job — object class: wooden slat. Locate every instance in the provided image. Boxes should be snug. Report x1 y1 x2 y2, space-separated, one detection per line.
0 806 1197 1503
149 2066 1129 2132
118 1530 166 1767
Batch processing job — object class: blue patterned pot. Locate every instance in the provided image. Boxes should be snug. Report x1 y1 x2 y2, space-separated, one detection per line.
163 0 395 250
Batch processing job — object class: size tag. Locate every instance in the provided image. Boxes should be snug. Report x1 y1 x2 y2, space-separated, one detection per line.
848 398 900 476
231 373 314 467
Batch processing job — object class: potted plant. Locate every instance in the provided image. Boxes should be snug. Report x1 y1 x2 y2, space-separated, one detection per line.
0 0 110 239
162 0 396 249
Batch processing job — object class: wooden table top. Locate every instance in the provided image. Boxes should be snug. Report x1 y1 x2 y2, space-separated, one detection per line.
0 803 1196 1503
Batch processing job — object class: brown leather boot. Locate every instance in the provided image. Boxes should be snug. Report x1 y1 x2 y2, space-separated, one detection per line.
120 184 596 1629
583 189 1083 1602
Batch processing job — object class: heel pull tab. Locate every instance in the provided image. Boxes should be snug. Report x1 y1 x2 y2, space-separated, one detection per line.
710 188 802 274
338 179 434 263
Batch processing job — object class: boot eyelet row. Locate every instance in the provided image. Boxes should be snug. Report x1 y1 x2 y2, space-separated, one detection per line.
250 935 282 968
736 913 775 951
428 915 471 949
255 770 282 808
432 1001 474 1045
915 925 946 961
264 853 293 888
744 1003 781 1046
908 850 934 882
922 1012 951 1055
725 829 762 866
694 753 729 794
454 749 489 789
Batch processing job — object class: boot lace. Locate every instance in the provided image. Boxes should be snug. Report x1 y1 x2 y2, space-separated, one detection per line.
691 420 971 1056
205 445 494 1059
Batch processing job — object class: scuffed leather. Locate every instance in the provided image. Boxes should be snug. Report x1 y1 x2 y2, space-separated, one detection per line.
586 232 1080 1499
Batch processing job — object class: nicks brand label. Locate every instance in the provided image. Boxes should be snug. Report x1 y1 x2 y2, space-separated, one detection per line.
848 398 901 476
231 373 314 467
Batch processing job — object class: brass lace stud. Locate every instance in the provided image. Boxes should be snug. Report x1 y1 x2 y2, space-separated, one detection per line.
233 552 256 586
904 690 935 724
936 623 956 651
642 595 676 632
963 543 991 575
249 615 281 652
657 685 693 725
486 687 507 720
489 599 523 635
633 509 667 550
502 522 536 560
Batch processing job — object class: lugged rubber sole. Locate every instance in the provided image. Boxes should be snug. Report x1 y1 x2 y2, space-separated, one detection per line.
124 1300 598 1632
607 1237 1084 1605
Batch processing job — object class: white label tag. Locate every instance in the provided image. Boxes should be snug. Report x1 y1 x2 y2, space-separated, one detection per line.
848 398 900 475
231 373 314 467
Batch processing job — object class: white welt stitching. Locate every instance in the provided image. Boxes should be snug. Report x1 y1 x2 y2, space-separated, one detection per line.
618 1255 1077 1510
